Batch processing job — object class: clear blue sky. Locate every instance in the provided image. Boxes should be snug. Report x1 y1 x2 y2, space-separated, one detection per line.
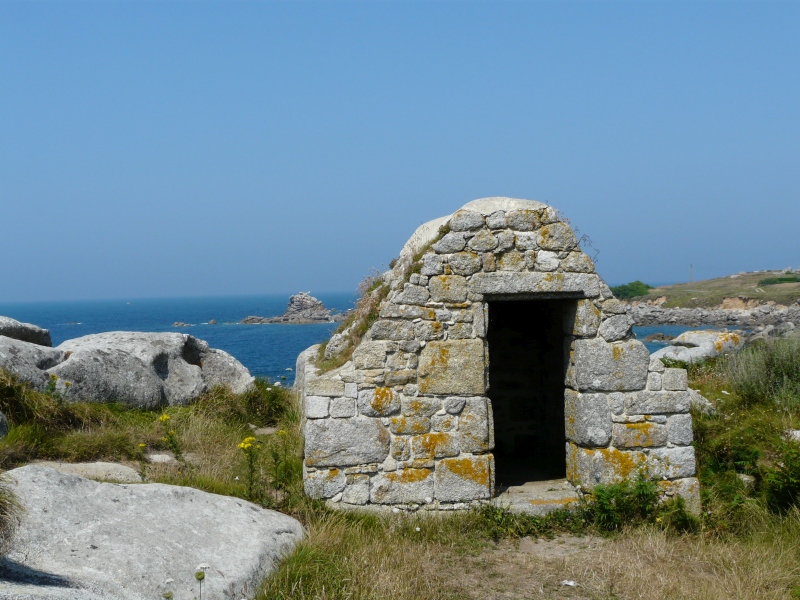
1 1 798 303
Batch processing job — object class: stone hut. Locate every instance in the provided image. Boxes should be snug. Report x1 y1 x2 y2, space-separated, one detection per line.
296 197 699 513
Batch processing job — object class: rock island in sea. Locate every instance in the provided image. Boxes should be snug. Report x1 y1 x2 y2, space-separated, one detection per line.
241 292 350 324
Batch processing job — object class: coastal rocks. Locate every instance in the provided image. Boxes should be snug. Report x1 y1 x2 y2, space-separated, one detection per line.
651 330 745 363
0 332 253 408
50 333 254 407
0 336 66 389
242 292 347 324
3 465 304 600
628 302 800 329
0 316 52 347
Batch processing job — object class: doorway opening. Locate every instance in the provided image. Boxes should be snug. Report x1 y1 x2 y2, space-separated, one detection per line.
487 298 574 490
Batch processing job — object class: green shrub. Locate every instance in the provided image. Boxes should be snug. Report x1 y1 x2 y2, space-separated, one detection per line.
590 475 659 531
758 275 800 286
765 442 800 514
610 280 653 300
724 337 800 407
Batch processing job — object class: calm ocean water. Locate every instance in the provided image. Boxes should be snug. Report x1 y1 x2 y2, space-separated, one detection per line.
0 294 357 384
0 294 716 384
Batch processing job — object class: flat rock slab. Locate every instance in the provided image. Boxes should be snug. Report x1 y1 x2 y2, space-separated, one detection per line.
2 466 304 600
30 461 142 484
495 479 580 517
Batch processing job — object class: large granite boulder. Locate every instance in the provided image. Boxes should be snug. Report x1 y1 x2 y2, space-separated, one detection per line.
0 332 254 408
651 329 745 363
1 465 304 600
0 316 52 347
50 332 254 407
0 336 66 389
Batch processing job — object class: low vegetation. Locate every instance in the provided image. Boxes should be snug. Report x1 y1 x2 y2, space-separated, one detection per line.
315 273 389 373
315 224 450 374
621 270 800 308
759 274 800 287
1 336 800 598
610 280 653 300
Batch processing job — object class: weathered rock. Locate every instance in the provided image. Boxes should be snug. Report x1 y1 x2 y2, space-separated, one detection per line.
304 467 346 498
449 210 485 231
598 314 634 342
358 387 400 417
535 222 577 251
651 329 745 363
428 275 468 303
657 477 702 515
3 465 304 600
571 338 649 392
0 316 52 346
662 368 688 391
458 397 492 453
417 340 485 395
688 388 716 415
370 468 434 504
471 272 601 298
667 414 694 445
564 390 612 447
29 461 141 484
304 417 390 467
611 422 667 448
434 455 493 502
624 391 691 414
432 232 467 254
565 300 601 338
46 332 253 408
0 337 66 390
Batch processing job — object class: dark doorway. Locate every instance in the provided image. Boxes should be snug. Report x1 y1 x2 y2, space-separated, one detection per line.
487 299 573 489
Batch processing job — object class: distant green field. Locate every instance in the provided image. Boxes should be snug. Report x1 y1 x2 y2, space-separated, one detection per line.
615 271 800 308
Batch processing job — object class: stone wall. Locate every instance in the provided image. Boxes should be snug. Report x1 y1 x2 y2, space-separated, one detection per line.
298 198 699 512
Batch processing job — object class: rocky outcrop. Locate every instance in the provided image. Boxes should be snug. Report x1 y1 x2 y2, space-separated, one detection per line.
628 302 800 328
0 332 254 408
241 292 349 324
651 330 746 363
2 465 304 600
0 316 52 347
0 336 66 389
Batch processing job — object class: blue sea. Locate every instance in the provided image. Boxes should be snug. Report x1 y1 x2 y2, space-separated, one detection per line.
0 295 721 384
0 294 357 384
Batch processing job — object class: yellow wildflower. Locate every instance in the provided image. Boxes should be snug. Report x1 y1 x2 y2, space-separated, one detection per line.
64 381 71 388
168 430 175 436
138 443 146 449
277 429 287 436
158 414 170 423
49 374 58 381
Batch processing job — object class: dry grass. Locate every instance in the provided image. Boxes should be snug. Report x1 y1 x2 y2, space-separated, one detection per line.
438 512 800 600
260 511 466 600
635 271 800 308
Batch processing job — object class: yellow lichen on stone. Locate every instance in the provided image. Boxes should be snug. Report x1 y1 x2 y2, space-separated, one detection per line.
386 468 432 484
442 457 490 486
371 387 394 413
